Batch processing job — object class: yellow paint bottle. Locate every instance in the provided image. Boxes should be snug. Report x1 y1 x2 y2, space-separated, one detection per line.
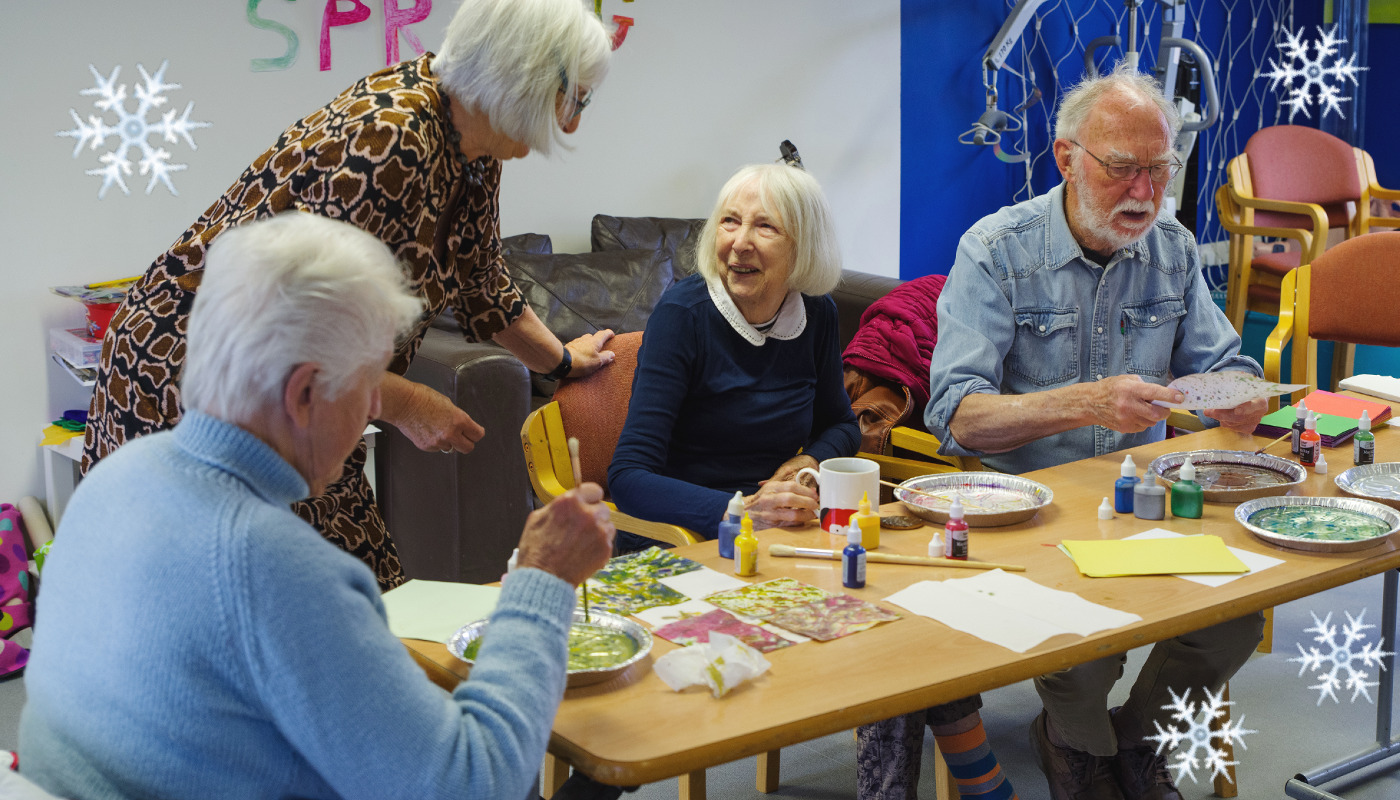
734 512 758 577
852 491 881 550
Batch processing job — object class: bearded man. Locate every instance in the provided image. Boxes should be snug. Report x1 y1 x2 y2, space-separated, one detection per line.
924 65 1267 800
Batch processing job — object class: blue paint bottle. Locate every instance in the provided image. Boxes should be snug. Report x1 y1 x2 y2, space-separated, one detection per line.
842 522 867 589
1114 454 1138 514
717 491 744 559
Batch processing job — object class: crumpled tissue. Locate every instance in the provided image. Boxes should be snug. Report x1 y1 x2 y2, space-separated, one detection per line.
652 631 771 698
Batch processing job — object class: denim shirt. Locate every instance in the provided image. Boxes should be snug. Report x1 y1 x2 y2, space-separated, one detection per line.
924 184 1260 474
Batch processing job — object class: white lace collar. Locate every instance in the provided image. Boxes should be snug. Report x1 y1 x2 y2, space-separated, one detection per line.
705 275 807 345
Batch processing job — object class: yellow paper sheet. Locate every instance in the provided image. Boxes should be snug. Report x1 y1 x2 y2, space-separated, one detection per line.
40 425 83 446
382 579 501 643
1061 535 1249 578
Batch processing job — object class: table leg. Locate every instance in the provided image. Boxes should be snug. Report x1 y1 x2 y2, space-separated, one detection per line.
755 750 780 793
678 769 705 800
541 753 569 798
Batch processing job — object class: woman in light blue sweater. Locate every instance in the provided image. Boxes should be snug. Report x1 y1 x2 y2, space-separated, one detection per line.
18 213 615 800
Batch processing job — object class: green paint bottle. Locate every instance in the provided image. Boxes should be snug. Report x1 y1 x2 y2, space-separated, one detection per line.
1170 456 1204 520
1355 410 1375 466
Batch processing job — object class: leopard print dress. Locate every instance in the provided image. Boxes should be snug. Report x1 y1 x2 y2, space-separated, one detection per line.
83 54 526 591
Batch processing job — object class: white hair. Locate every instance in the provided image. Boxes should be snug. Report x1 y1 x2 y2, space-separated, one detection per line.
432 0 611 156
1054 62 1181 144
695 164 843 297
183 213 423 425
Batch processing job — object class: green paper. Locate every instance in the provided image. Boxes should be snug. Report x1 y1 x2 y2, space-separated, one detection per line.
1259 405 1358 438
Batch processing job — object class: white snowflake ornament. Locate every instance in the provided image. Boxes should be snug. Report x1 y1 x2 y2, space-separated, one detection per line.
1144 686 1255 785
56 61 211 199
1289 609 1392 704
1260 25 1366 122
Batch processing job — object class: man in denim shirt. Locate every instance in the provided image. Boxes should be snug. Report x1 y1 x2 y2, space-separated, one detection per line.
926 66 1266 800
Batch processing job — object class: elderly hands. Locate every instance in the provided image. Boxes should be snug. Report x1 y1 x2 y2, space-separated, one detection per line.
564 329 617 377
1087 375 1266 435
379 373 486 455
516 483 615 587
743 454 820 529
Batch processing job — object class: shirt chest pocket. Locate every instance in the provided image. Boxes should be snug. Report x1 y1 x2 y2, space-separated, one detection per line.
1008 308 1079 387
1122 298 1186 377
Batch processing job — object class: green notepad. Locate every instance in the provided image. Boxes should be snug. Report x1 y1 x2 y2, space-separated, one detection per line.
1061 536 1250 578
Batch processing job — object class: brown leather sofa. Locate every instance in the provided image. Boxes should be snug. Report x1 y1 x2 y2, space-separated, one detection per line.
375 215 903 585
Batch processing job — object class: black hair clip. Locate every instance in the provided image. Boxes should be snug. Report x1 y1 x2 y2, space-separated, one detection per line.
778 140 804 170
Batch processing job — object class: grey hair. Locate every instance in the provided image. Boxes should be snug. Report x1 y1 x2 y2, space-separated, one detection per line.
432 0 611 157
695 164 843 297
182 213 423 425
1054 63 1181 144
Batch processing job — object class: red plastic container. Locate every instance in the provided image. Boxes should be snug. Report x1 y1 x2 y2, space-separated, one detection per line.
85 301 120 339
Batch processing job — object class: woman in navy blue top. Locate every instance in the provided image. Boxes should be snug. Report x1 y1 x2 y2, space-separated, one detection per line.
608 163 859 541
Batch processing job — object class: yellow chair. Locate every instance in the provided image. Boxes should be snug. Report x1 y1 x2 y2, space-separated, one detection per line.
1218 126 1400 334
1264 233 1400 409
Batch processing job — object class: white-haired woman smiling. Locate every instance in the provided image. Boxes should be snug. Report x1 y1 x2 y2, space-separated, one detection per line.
608 163 860 546
20 214 615 800
84 0 618 592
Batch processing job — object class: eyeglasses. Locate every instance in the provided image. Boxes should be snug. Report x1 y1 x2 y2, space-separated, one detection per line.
1069 141 1182 183
557 69 592 123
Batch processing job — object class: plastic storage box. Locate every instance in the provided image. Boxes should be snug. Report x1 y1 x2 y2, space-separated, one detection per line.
50 327 103 368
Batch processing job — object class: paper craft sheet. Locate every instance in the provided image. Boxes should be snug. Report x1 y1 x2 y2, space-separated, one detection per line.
1125 529 1284 586
884 570 1142 653
653 609 794 653
633 598 813 644
591 546 703 584
1155 372 1304 411
705 577 832 620
1061 535 1249 577
382 580 501 643
764 594 900 642
659 567 749 599
580 579 688 615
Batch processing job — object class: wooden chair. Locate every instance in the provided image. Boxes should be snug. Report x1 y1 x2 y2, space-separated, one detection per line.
1264 232 1400 409
520 330 778 800
1218 125 1400 334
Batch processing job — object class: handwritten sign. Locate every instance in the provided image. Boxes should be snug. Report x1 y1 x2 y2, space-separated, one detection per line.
245 0 433 72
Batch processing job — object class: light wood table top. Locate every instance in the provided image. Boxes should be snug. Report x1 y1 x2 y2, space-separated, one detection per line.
403 422 1400 785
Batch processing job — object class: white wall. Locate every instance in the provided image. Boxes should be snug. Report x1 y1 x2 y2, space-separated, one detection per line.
0 1 899 508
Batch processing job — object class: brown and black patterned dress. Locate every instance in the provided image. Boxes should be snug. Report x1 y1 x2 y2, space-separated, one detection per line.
83 54 527 591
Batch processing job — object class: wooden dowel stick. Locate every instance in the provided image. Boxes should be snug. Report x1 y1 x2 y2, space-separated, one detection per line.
1254 430 1292 455
878 479 944 501
768 543 1024 572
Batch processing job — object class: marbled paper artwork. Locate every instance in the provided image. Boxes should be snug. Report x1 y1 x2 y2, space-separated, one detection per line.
705 577 832 620
654 609 794 653
765 594 901 642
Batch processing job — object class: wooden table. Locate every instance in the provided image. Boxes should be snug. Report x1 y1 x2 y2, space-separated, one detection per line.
404 422 1400 788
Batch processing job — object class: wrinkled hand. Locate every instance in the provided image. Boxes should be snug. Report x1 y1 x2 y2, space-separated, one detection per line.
744 479 820 529
768 454 818 485
1086 374 1180 433
516 483 615 587
384 378 485 454
1205 397 1268 435
566 329 617 378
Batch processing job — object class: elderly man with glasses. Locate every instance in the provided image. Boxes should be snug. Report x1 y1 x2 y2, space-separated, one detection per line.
923 65 1267 800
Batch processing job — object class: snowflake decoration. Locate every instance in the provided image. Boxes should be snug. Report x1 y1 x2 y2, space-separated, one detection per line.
56 61 211 199
1260 25 1366 122
1288 609 1392 705
1145 686 1255 785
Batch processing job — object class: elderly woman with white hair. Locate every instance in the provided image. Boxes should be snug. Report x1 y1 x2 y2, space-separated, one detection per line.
19 214 616 800
84 0 618 591
608 163 860 545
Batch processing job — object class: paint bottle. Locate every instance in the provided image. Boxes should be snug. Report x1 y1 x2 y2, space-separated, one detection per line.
842 523 867 589
1291 400 1309 455
943 498 968 560
1115 455 1138 514
852 491 881 550
1314 450 1329 475
1097 497 1114 520
1299 412 1320 468
734 513 758 577
927 527 944 558
1133 474 1166 520
1355 410 1375 466
716 491 745 559
1170 457 1204 519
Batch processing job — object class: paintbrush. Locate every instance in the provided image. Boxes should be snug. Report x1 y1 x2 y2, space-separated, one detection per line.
1254 430 1292 456
568 436 589 622
768 543 1024 572
878 478 944 501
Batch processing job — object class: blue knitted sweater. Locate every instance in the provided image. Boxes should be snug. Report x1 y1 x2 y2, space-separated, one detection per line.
20 410 574 800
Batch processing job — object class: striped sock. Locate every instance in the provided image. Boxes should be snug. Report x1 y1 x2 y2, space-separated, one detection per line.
932 721 1018 800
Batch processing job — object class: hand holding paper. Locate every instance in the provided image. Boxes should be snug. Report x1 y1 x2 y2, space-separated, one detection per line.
1153 372 1305 411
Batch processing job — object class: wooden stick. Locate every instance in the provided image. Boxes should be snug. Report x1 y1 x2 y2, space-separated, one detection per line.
567 436 589 621
1253 430 1292 455
879 478 944 501
768 543 1025 572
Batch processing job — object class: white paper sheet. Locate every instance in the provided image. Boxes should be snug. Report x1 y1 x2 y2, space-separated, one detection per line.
382 579 501 643
660 567 749 599
1153 371 1305 411
884 570 1141 653
1338 374 1400 404
1125 529 1285 586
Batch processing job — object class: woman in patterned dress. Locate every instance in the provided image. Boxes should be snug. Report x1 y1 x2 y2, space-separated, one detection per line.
83 0 617 591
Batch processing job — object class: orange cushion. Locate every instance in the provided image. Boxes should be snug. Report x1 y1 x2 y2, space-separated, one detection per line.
1309 233 1400 346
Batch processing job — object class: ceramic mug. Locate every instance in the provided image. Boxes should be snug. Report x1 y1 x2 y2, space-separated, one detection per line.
796 456 880 535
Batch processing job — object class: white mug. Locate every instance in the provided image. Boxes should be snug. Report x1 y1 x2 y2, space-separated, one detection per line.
797 456 880 535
